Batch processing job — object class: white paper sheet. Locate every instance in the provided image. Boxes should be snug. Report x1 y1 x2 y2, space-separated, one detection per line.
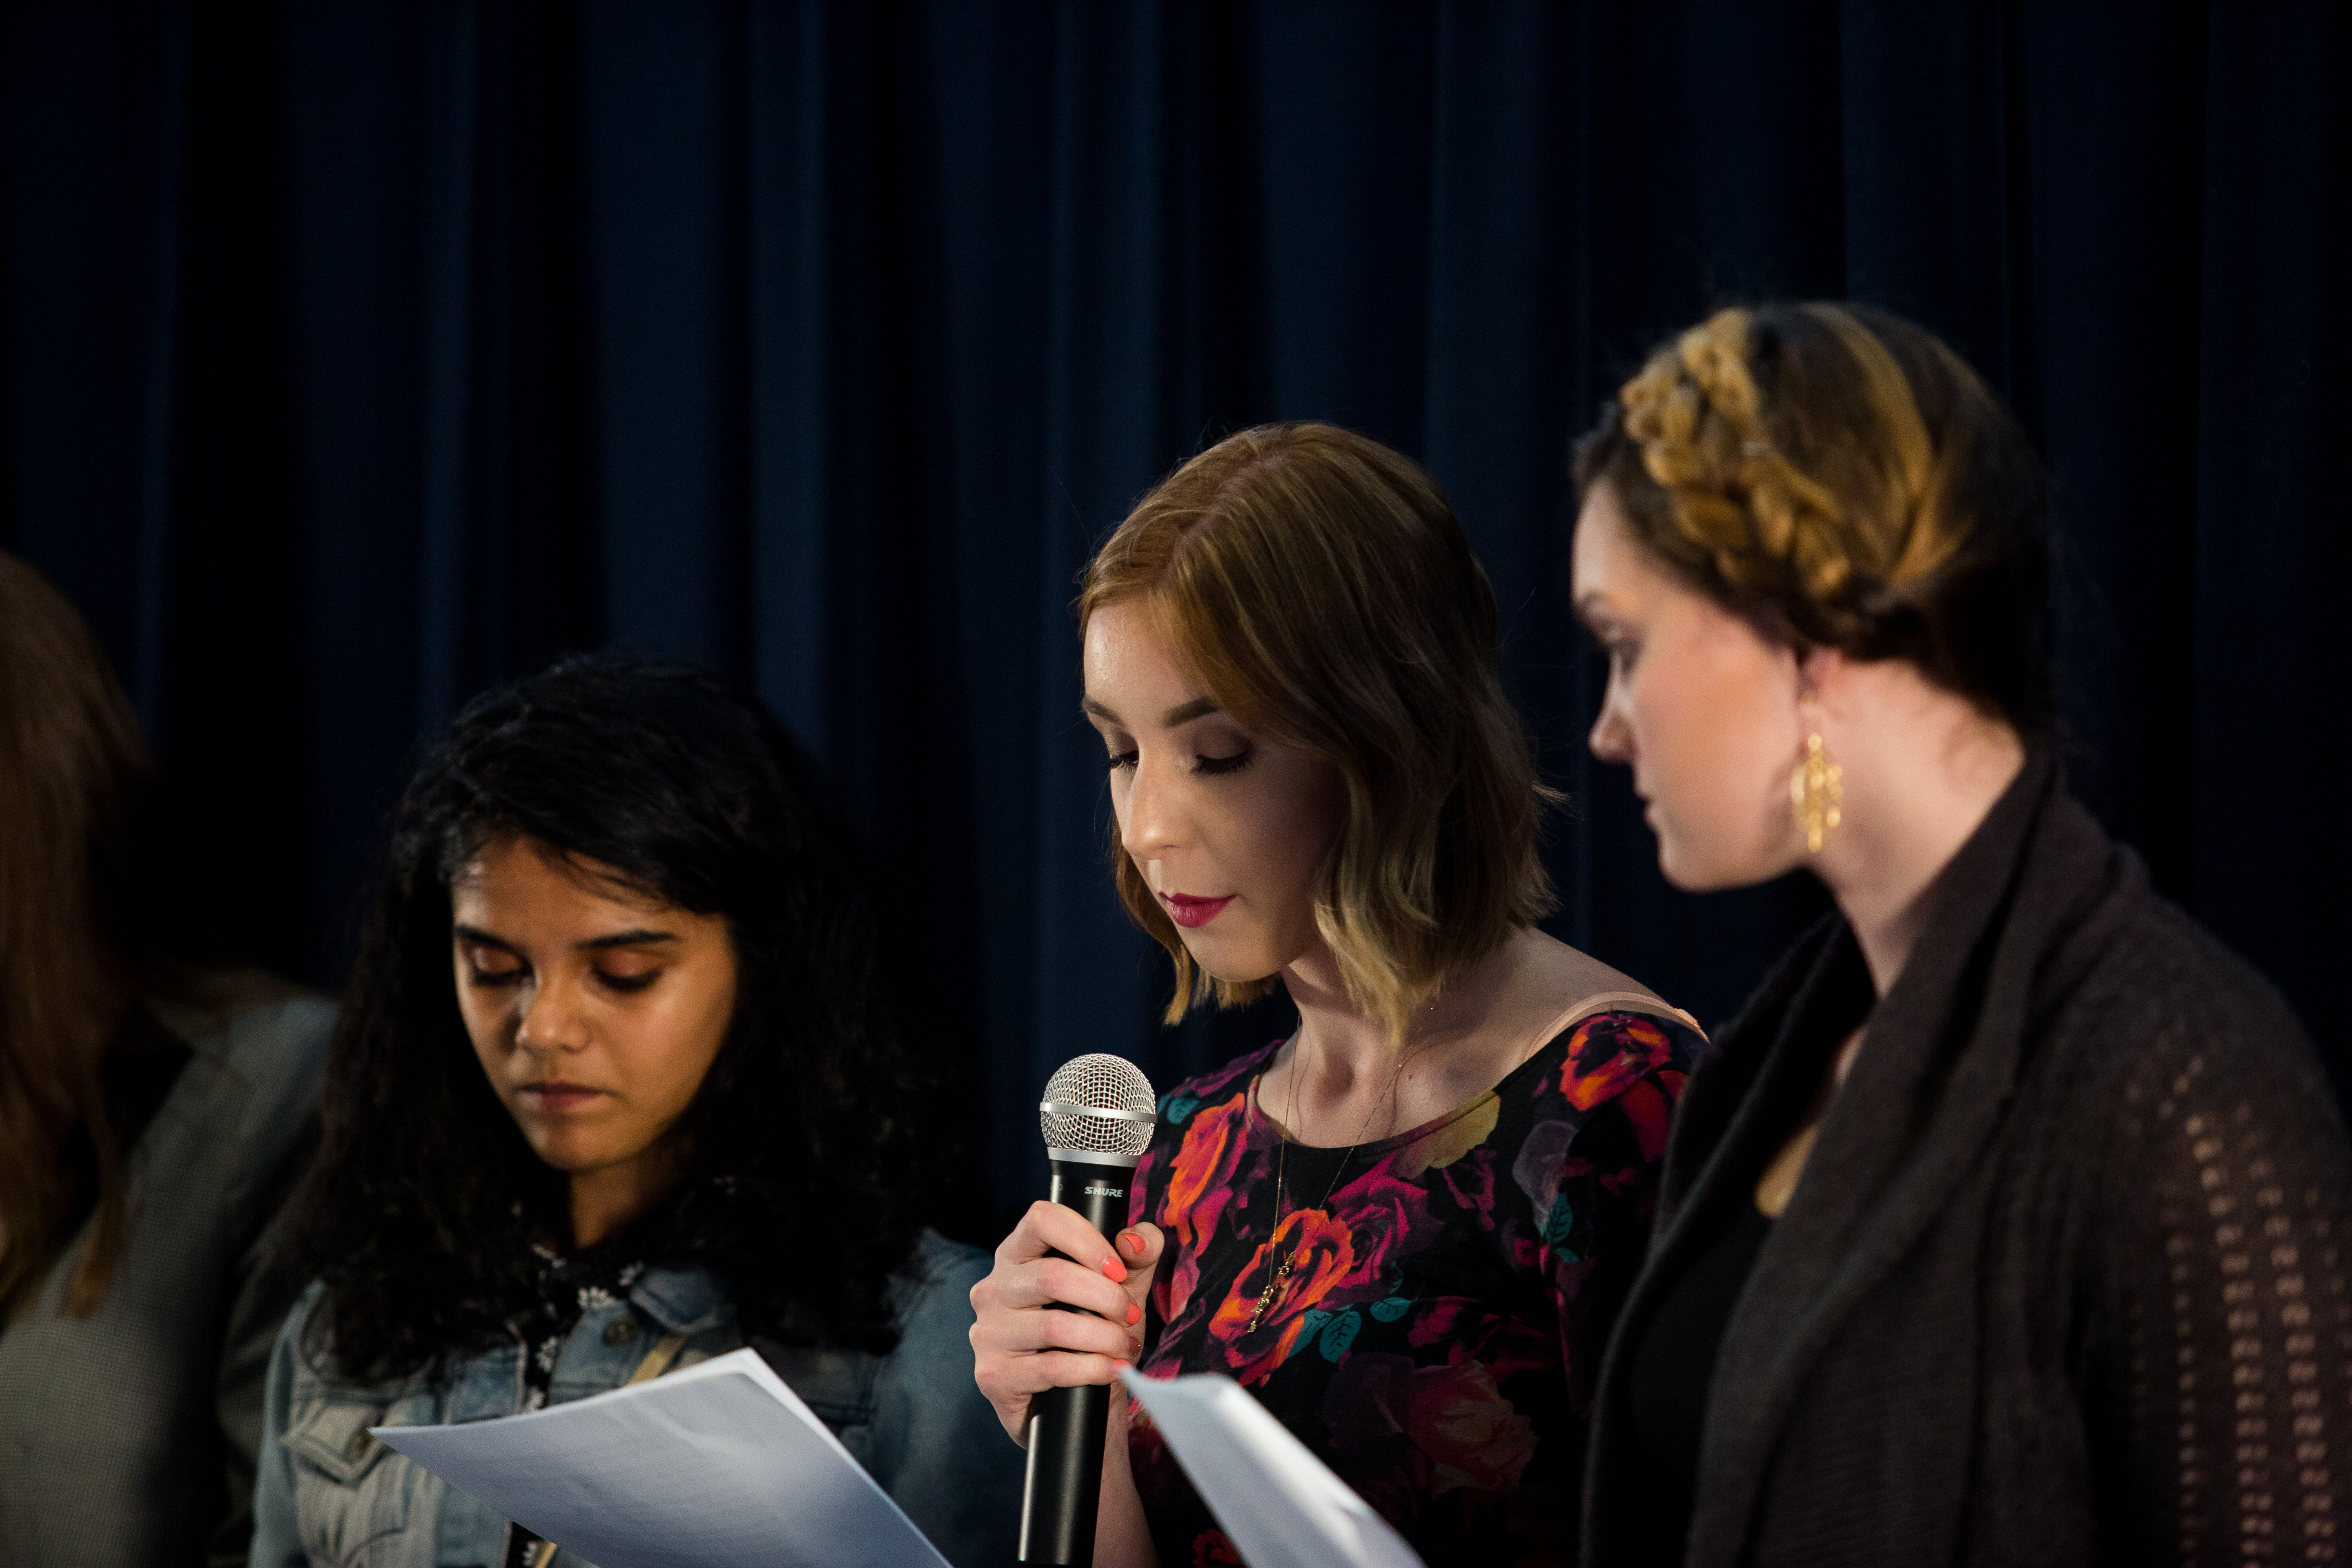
1120 1369 1426 1568
369 1346 949 1568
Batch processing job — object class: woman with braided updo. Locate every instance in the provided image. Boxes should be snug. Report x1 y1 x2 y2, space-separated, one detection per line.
1570 303 2352 1567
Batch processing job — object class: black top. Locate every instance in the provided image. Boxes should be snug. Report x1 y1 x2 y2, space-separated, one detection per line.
502 1231 653 1568
1583 752 2352 1568
1627 1198 1773 1530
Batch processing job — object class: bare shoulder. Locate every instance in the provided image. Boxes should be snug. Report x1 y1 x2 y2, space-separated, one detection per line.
1513 927 1665 1015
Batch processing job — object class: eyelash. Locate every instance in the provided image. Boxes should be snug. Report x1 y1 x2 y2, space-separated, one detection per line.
1103 748 1255 777
464 964 659 995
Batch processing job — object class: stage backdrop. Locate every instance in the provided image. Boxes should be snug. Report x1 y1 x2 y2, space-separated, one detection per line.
4 1 2345 1226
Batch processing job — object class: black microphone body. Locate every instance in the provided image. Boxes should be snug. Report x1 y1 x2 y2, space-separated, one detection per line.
1018 1156 1136 1566
1021 1054 1158 1568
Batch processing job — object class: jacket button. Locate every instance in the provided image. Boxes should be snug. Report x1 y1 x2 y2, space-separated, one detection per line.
603 1316 641 1346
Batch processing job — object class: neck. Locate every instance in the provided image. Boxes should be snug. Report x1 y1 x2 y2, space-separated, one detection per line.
1281 932 1517 1090
1813 701 2026 995
566 1149 677 1252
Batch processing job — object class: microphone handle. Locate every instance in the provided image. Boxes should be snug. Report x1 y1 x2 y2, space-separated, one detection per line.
1018 1157 1139 1567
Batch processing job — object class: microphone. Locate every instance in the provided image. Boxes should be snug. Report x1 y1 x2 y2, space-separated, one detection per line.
1019 1053 1158 1567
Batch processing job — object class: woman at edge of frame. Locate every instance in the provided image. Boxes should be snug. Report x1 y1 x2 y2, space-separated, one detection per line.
1570 301 2352 1566
248 657 1021 1568
0 551 334 1568
969 421 1709 1567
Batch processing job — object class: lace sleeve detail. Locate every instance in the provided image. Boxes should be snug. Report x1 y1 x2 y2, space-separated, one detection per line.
2106 1029 2352 1565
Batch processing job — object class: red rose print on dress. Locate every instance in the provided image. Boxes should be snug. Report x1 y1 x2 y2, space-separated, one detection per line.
1405 1358 1538 1494
1189 1530 1242 1567
1210 1207 1355 1383
1325 1351 1538 1497
1559 1015 1677 1111
1615 1072 1682 1161
1156 1093 1253 1324
1327 1169 1435 1294
1438 1147 1498 1228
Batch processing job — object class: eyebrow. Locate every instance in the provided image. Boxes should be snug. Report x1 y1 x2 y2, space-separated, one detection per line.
452 923 681 953
1079 695 1224 727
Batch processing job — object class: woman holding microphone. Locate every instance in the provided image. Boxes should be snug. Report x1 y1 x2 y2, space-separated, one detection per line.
970 423 1705 1566
1570 303 2352 1566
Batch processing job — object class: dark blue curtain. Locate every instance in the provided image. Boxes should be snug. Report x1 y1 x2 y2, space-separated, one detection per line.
4 1 2345 1226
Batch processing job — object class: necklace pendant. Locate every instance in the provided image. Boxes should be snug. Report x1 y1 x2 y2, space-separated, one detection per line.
1245 1256 1294 1334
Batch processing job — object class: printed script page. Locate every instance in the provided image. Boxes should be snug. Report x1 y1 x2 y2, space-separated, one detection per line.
371 1347 950 1568
1120 1369 1427 1568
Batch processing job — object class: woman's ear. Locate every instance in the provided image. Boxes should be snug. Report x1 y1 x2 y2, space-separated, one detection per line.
1795 645 1850 722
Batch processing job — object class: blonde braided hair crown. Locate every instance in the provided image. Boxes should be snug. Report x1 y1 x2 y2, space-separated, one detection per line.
1617 305 1956 650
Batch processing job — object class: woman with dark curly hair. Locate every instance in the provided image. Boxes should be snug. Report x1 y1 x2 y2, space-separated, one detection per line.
248 657 1018 1568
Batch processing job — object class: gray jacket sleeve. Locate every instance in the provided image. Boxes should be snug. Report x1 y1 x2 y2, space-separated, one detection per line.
866 1234 1027 1568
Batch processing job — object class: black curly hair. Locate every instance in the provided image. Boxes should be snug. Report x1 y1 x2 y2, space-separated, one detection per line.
291 656 941 1381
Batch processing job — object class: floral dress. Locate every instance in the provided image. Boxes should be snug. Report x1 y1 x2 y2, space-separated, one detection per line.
1127 1009 1703 1568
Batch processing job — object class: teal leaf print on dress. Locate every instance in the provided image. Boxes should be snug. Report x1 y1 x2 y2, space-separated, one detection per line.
1368 1296 1412 1323
1319 1309 1362 1361
1283 1309 1335 1366
1543 1191 1579 1258
1159 1092 1203 1127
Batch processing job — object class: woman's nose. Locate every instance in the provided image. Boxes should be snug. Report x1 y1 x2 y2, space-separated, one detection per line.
515 976 587 1055
1589 697 1634 766
1120 748 1188 859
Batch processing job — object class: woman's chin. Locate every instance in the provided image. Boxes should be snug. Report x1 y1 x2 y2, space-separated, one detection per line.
519 1127 628 1177
1655 831 1741 893
1177 931 1285 987
1656 833 1793 894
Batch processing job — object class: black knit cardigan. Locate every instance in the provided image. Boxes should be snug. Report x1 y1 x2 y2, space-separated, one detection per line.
1584 751 2352 1568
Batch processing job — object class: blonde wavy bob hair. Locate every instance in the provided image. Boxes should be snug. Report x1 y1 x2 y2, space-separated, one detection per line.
1079 422 1556 1042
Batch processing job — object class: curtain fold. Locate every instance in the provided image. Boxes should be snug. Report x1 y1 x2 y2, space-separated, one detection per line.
3 0 2343 1218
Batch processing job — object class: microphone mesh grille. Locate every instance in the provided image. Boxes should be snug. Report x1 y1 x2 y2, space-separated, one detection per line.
1039 1053 1158 1158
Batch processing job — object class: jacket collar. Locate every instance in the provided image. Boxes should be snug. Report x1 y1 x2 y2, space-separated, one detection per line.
628 1264 733 1336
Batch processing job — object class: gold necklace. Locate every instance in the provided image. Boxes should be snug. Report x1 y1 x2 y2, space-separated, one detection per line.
1245 1034 1404 1334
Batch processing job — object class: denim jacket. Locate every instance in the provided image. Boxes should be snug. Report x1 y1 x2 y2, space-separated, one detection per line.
248 1230 1020 1568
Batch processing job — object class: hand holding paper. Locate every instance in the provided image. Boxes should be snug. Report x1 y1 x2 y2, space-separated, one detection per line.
369 1347 949 1568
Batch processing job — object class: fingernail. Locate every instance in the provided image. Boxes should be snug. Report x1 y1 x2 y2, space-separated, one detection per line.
1125 1302 1142 1325
1118 1230 1141 1254
1112 1359 1132 1371
1103 1255 1127 1281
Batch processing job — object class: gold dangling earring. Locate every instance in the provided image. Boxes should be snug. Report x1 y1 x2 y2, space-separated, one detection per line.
1790 732 1842 853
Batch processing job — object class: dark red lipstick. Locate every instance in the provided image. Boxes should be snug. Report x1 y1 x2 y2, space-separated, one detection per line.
1161 892 1234 929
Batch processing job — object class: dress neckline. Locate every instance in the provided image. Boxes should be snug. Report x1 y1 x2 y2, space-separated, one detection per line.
1243 1004 1655 1155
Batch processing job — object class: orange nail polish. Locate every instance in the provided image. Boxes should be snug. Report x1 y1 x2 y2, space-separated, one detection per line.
1126 1302 1142 1325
